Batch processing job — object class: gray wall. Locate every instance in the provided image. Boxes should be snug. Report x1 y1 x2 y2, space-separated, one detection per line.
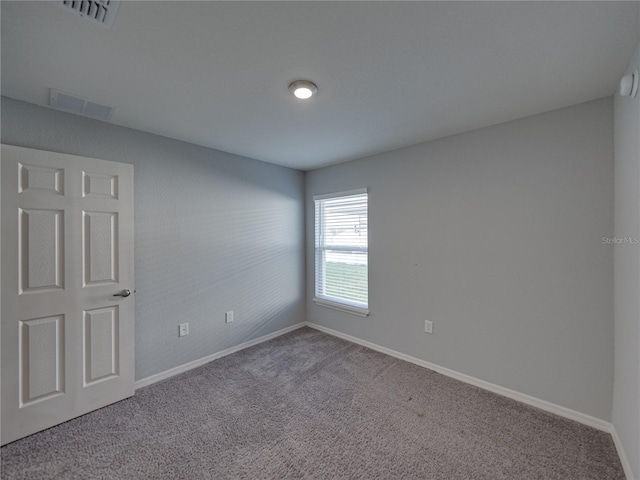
613 40 640 479
1 97 305 381
306 98 614 420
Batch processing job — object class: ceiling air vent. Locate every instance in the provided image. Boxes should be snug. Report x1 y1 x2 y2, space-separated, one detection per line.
50 89 115 122
57 1 121 29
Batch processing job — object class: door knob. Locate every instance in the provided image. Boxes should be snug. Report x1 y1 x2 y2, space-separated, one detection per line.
113 289 132 297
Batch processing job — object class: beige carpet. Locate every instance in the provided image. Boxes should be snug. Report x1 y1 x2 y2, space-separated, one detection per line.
1 327 624 479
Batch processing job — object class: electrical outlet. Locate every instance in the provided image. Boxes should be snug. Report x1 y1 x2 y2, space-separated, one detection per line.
179 323 189 337
225 311 234 323
424 320 433 334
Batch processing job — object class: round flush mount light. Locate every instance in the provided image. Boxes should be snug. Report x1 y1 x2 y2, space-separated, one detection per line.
289 80 318 100
619 70 638 98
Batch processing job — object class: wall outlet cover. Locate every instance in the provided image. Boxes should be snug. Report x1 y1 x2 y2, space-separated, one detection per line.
179 323 189 337
425 320 433 334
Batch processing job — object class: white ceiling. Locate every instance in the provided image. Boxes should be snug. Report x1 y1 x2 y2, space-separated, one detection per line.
2 1 638 170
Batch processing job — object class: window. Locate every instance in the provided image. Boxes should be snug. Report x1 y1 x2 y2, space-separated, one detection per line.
314 189 369 316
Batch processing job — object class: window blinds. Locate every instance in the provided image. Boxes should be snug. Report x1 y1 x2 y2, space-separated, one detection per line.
314 190 368 309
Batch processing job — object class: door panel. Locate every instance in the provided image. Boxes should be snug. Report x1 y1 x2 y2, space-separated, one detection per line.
83 305 119 385
83 211 118 285
83 171 117 199
1 144 134 445
19 208 65 292
20 314 65 405
19 163 64 195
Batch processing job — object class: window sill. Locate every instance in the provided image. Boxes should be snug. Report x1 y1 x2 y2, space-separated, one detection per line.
313 297 370 317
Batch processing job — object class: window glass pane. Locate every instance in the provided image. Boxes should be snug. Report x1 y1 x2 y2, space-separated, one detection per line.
315 192 368 308
323 251 368 304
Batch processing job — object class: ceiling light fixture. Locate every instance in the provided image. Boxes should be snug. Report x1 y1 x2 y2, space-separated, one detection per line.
619 70 638 98
289 80 318 100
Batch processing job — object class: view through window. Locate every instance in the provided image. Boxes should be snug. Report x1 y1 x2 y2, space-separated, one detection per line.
314 190 368 312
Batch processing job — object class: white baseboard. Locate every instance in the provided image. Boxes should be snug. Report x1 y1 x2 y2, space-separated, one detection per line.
305 322 612 433
134 322 307 389
611 425 637 480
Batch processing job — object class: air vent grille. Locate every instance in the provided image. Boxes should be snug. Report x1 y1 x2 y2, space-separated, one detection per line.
58 1 121 29
50 89 115 122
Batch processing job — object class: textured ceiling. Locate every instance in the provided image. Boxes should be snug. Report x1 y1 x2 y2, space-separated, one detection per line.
1 1 638 170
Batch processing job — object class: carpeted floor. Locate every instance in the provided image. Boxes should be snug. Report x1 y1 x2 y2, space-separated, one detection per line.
1 327 625 479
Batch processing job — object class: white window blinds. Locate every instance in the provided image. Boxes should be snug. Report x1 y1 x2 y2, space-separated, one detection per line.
314 190 368 312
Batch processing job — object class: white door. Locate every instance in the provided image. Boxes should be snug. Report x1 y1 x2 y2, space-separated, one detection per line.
1 144 134 445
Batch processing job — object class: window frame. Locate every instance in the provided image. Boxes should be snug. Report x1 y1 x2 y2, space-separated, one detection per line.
313 188 370 317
